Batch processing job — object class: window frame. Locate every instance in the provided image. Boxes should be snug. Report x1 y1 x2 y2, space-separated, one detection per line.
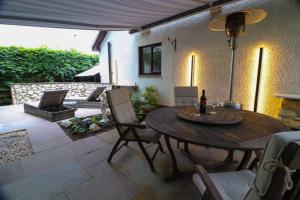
139 43 162 76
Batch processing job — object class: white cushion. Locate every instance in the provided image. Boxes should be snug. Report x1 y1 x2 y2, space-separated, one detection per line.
246 131 300 199
193 170 255 200
174 86 198 106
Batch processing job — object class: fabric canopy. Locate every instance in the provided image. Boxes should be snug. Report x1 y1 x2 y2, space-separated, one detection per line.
0 0 222 30
76 66 100 77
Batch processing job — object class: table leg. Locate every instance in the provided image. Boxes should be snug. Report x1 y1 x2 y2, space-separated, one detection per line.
236 150 252 171
164 135 179 182
184 142 191 154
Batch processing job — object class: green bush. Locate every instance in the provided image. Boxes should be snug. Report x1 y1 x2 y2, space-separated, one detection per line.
0 46 99 85
142 86 159 105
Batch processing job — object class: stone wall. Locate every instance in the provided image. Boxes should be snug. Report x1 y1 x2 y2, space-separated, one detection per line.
278 99 300 130
10 82 107 104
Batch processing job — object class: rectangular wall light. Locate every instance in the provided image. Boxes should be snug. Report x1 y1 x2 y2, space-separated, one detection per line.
190 55 195 86
254 47 264 112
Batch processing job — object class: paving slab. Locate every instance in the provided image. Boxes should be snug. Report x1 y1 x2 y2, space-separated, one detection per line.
66 170 139 200
0 160 24 186
0 160 90 200
21 140 97 177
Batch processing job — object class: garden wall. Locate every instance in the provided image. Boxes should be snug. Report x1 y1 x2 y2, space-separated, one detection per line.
10 82 108 104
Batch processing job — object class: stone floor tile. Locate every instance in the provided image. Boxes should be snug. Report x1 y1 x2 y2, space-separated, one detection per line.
0 160 24 186
1 160 90 200
50 193 69 200
66 170 139 200
32 135 72 153
76 144 113 169
80 136 107 151
96 128 119 144
27 125 66 144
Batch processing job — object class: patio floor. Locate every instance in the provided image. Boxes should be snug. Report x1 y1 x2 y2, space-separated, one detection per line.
0 105 246 200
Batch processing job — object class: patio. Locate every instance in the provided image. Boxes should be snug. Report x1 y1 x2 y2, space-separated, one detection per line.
0 105 249 200
0 0 300 199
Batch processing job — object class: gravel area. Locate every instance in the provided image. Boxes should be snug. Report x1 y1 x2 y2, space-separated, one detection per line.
0 130 33 164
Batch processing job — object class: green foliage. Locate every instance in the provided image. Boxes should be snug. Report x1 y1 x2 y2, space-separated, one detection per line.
0 46 99 85
142 86 159 105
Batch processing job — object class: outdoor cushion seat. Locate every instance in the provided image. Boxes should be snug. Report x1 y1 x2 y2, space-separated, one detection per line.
193 170 255 200
124 128 161 143
24 89 75 122
106 88 164 173
193 131 300 200
64 86 106 108
174 86 198 106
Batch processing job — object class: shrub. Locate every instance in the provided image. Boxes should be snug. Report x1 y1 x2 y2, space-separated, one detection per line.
0 46 99 85
142 86 159 105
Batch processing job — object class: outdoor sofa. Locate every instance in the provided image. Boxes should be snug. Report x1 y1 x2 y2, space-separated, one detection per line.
24 89 75 122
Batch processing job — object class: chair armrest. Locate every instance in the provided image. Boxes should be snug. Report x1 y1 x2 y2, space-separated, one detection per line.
115 122 147 129
136 113 147 123
195 165 223 200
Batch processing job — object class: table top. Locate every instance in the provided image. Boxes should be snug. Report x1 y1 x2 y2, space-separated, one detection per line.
146 106 291 150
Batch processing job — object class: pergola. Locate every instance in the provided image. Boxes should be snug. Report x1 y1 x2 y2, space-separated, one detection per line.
0 0 238 32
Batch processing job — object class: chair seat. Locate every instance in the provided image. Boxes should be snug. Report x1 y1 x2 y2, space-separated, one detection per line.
24 101 39 108
193 170 255 200
125 127 160 143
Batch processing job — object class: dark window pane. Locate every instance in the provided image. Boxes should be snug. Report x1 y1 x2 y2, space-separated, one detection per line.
152 46 161 73
142 47 151 74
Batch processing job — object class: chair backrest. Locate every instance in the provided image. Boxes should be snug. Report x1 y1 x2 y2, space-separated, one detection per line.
38 89 68 109
174 86 198 106
87 86 106 101
106 88 138 133
245 131 300 200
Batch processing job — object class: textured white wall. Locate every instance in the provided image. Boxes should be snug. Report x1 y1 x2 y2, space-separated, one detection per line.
99 0 300 117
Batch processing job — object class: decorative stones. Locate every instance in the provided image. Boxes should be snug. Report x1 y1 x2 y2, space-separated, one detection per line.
61 120 72 128
89 123 101 132
0 130 33 164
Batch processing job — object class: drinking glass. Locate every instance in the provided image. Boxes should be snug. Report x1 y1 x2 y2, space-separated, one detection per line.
210 103 218 115
194 102 200 117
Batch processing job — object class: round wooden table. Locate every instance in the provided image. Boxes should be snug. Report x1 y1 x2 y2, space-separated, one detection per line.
146 106 290 180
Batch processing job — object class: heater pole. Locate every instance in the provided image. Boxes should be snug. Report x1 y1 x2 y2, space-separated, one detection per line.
229 36 237 102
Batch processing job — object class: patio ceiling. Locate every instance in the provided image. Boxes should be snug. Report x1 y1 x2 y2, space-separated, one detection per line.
0 0 237 31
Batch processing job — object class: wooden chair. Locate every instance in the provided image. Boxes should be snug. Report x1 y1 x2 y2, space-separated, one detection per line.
193 131 300 200
106 88 164 172
174 86 198 151
24 89 75 121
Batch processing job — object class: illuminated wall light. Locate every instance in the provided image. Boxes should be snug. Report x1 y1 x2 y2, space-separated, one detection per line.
254 47 264 112
190 54 195 86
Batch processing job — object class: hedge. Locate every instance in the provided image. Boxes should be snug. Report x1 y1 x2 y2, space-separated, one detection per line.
0 46 99 86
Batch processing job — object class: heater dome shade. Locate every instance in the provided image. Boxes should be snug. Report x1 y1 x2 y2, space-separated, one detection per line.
208 9 267 31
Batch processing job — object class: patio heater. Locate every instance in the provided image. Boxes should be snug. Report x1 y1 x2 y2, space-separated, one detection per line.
208 9 267 109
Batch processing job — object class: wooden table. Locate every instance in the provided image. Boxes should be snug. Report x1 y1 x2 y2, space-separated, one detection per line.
146 106 290 181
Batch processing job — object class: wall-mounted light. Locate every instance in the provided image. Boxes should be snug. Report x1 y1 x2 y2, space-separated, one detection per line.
190 54 195 86
254 47 264 112
168 37 177 51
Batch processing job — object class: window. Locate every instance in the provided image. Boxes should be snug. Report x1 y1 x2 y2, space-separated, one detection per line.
139 43 161 75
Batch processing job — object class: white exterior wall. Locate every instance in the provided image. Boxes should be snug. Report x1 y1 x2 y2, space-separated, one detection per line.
99 0 300 117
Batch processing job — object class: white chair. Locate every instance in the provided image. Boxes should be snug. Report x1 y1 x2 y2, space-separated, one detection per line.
193 131 300 200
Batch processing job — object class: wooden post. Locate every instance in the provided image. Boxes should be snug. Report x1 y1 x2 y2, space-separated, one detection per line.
107 42 113 84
